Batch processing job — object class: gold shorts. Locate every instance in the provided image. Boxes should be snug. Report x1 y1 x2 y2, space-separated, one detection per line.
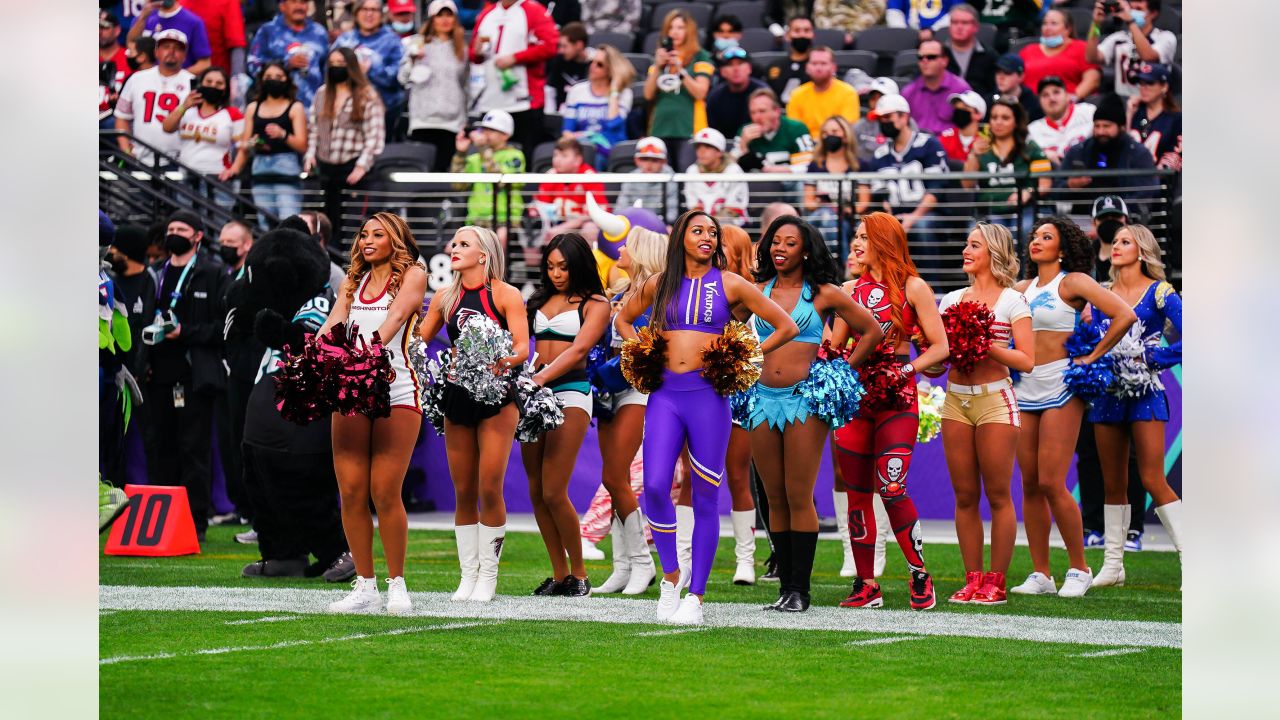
943 378 1021 428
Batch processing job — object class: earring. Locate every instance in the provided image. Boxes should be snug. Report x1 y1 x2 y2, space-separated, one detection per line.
481 256 487 264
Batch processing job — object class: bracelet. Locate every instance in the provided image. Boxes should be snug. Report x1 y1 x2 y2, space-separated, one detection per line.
1089 24 1101 39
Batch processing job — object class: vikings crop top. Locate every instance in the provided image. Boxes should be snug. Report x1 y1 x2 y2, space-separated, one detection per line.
665 267 731 334
1093 280 1182 369
447 283 507 342
851 275 917 341
755 279 823 344
1025 272 1079 333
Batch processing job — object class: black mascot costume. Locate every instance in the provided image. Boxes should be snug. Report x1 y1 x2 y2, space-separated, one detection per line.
236 219 353 581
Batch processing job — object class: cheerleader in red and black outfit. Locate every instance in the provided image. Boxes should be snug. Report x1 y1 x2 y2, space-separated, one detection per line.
828 212 951 610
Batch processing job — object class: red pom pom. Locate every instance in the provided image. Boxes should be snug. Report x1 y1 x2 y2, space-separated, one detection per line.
858 343 913 414
274 323 394 423
941 300 995 375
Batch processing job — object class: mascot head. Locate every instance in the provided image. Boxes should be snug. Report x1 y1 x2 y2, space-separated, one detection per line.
586 194 666 261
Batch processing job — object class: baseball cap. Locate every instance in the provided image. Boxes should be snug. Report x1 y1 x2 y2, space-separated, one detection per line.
875 93 910 116
948 90 987 118
866 77 899 97
153 28 189 48
388 0 416 13
994 53 1024 74
635 136 668 160
717 46 752 67
691 127 726 152
1036 75 1066 94
476 109 514 136
100 10 120 28
1092 194 1129 220
1134 62 1170 83
426 0 457 16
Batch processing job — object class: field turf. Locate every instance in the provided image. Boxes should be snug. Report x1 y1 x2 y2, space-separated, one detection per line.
100 526 1181 718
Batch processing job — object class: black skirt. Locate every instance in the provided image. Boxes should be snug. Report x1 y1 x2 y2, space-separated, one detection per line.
440 382 513 427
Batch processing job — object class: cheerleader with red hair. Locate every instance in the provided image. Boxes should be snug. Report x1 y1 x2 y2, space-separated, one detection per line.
828 212 951 610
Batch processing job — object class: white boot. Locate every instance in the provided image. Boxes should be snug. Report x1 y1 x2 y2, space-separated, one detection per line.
731 510 757 585
622 509 657 595
469 524 505 602
1093 504 1129 587
452 524 480 602
676 504 694 581
595 516 632 593
328 576 381 614
834 490 856 577
1154 499 1184 591
873 494 889 578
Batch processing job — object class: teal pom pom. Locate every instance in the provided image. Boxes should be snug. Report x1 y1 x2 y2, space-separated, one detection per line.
799 358 866 427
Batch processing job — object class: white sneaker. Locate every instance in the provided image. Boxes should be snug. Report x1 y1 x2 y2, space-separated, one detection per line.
328 576 382 614
235 530 258 545
1058 568 1094 598
656 571 688 621
1009 572 1058 596
668 594 704 625
385 576 412 615
581 538 606 561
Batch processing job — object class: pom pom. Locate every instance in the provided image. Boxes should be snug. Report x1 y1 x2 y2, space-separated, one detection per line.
620 327 668 394
916 381 946 443
1061 318 1115 400
798 358 865 427
817 339 850 362
941 300 995 374
1105 320 1164 399
858 343 914 414
274 323 394 424
730 385 757 426
514 366 566 442
273 332 330 425
701 321 763 397
451 316 515 405
408 336 449 435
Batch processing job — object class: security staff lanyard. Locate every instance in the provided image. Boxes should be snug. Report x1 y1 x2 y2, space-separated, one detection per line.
154 255 197 318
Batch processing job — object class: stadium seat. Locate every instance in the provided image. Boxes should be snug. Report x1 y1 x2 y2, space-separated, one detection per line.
893 50 921 79
642 31 662 55
833 49 877 75
753 51 786 69
543 113 563 138
590 31 635 53
853 26 919 55
1067 8 1094 35
737 27 778 53
814 28 847 51
531 141 598 173
608 139 641 173
625 53 653 77
676 141 697 172
1008 36 1037 56
716 2 767 28
371 143 436 179
650 3 714 33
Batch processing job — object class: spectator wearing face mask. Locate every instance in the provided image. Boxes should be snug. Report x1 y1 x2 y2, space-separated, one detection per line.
706 48 768 139
401 0 470 172
227 62 309 229
305 48 386 233
182 0 247 83
115 29 195 166
856 94 950 241
804 115 860 244
128 0 213 74
901 39 972 135
1085 0 1177 99
785 46 860 140
765 16 815 104
215 219 257 528
100 11 133 129
937 90 986 163
709 14 745 55
1019 8 1101 100
1027 75 1096 166
1059 93 1157 204
104 224 158 378
248 0 329 109
991 53 1043 123
142 210 230 543
614 137 679 225
386 0 420 38
332 0 406 139
163 66 245 207
852 77 913 164
581 0 642 35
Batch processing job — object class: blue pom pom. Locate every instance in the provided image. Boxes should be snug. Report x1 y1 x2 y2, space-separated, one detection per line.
730 385 756 426
798 359 866 427
1062 356 1116 399
1065 318 1109 359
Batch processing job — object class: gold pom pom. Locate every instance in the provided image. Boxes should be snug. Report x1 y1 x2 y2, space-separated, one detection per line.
620 327 668 394
701 321 763 396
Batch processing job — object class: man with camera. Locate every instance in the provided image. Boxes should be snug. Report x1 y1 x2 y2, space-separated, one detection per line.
1085 0 1178 98
142 209 228 542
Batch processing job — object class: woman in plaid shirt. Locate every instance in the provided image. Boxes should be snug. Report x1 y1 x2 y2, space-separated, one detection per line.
305 47 385 233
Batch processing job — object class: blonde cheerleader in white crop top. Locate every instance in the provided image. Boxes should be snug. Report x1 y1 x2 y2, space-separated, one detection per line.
1007 216 1136 600
315 212 429 616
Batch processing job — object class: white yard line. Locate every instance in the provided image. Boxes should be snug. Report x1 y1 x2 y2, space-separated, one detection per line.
846 636 926 646
100 621 495 666
1068 647 1148 658
223 616 302 625
636 627 712 637
99 585 1181 649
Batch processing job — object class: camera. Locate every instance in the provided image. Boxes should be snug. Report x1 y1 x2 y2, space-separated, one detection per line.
660 36 674 52
142 311 178 345
1102 0 1120 12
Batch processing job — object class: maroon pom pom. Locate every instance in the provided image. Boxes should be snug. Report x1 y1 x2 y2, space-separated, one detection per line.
858 343 913 414
942 300 995 375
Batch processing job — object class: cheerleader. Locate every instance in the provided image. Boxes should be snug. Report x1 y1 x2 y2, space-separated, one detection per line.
319 213 428 615
616 210 797 625
748 216 883 612
1088 224 1184 588
522 233 612 597
828 212 951 610
594 226 668 595
1010 216 1135 598
938 223 1036 605
416 226 529 603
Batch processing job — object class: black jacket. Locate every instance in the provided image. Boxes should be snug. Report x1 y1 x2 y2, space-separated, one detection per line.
947 45 998 100
145 254 228 394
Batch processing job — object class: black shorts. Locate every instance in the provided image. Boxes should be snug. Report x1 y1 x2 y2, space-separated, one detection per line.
441 382 513 427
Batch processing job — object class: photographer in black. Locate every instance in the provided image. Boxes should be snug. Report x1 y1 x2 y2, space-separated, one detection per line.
142 209 228 542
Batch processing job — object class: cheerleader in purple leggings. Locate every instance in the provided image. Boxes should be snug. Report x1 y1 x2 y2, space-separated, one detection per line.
615 210 797 625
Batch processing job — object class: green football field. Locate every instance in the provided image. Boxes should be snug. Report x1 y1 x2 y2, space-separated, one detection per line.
100 526 1181 718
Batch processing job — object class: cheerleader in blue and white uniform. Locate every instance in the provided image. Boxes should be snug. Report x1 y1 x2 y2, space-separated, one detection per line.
1087 224 1184 588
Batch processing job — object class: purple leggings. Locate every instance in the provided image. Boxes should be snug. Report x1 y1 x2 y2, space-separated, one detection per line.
642 369 731 596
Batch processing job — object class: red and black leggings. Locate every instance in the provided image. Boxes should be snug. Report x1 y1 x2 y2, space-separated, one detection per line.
832 389 926 580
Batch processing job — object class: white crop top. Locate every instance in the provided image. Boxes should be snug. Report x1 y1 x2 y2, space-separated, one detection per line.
939 287 1031 348
1023 272 1079 333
